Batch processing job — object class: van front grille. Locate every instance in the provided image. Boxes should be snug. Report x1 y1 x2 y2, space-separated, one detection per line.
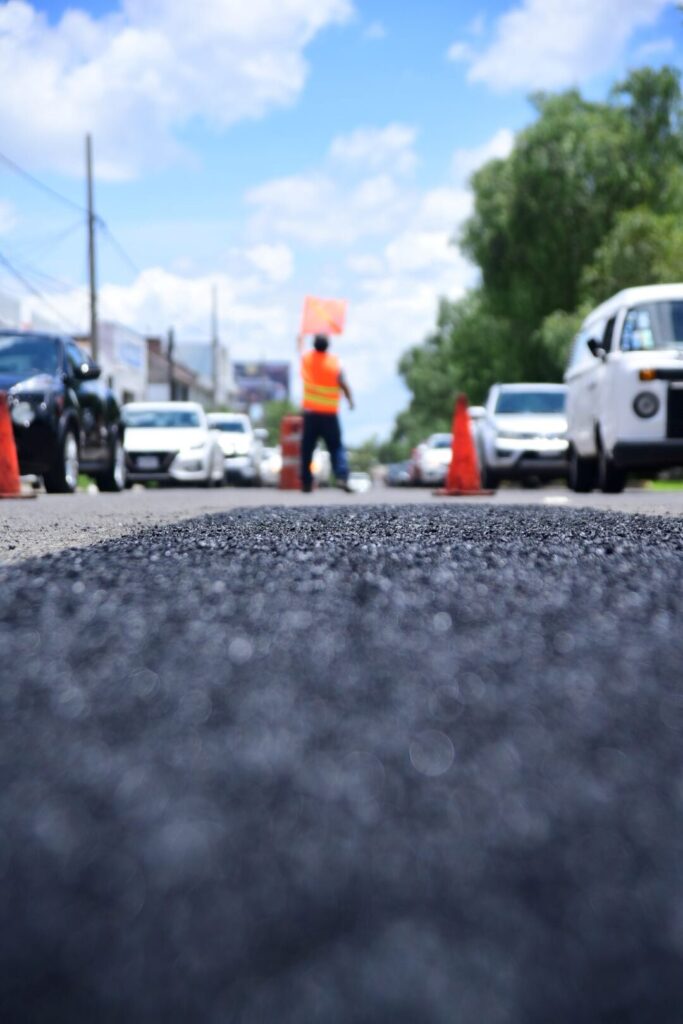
666 387 683 438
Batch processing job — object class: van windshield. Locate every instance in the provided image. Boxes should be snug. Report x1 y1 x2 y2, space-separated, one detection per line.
495 391 566 415
621 301 683 352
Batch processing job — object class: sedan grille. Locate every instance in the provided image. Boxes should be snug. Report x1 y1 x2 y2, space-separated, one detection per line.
126 451 178 472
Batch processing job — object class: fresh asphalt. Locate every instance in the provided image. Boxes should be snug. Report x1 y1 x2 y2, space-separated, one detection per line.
1 503 683 1022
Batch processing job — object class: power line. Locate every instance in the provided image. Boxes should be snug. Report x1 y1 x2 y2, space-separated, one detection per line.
9 218 85 261
0 249 80 332
100 221 141 278
0 149 88 216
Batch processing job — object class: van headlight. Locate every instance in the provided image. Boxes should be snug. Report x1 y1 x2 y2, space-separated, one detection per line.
633 392 659 418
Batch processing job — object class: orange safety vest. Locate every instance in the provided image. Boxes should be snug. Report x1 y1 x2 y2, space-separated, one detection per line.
301 350 342 413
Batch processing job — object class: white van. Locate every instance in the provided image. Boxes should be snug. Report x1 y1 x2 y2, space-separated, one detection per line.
564 284 683 493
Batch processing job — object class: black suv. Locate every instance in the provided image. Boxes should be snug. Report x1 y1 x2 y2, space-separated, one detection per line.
0 331 126 493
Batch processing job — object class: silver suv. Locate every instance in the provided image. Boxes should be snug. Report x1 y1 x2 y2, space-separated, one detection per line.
477 384 568 488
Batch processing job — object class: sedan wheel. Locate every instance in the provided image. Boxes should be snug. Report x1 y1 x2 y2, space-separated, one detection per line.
44 430 79 494
96 438 127 492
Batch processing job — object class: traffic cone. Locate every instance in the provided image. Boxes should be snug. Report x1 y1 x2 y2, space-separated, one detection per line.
0 392 35 499
434 394 495 497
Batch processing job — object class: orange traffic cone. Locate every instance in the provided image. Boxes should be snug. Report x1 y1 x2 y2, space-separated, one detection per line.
435 394 495 497
0 392 35 499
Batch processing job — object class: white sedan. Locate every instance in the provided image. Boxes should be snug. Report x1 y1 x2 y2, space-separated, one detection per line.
122 402 225 486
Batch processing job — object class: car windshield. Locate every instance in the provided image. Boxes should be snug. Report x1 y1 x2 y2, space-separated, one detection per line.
210 421 246 433
124 409 201 428
621 301 683 352
0 335 59 377
430 435 453 448
495 391 566 414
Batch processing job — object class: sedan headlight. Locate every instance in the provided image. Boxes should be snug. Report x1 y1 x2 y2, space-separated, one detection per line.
633 391 659 419
10 400 37 427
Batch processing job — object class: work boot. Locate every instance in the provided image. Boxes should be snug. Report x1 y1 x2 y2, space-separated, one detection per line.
336 479 353 494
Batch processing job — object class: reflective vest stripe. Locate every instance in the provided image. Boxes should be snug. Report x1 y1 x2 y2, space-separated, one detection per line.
302 379 340 395
303 387 339 409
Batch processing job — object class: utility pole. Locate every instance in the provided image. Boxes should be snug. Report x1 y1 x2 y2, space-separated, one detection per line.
167 327 175 401
86 133 98 362
211 284 220 407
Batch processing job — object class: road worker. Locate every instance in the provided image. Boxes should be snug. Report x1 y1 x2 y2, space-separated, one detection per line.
297 333 354 493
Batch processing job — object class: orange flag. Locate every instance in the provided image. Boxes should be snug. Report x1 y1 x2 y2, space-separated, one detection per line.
301 296 347 336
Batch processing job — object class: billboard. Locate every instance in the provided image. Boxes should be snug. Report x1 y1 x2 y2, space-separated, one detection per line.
233 361 290 406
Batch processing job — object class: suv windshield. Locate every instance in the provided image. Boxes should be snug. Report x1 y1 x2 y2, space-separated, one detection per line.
621 301 683 352
495 391 566 415
0 335 59 377
210 421 246 433
124 409 201 428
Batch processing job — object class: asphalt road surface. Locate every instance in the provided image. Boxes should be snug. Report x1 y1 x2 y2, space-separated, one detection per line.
2 502 683 1022
2 482 683 563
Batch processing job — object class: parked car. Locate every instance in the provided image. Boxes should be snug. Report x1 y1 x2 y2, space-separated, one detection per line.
0 330 126 493
477 384 568 488
410 433 453 486
122 402 224 486
311 447 332 486
565 284 683 493
385 460 412 486
347 471 372 494
260 446 282 486
206 412 265 485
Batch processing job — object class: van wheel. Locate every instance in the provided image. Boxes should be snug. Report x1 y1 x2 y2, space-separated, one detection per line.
568 446 597 493
598 446 626 494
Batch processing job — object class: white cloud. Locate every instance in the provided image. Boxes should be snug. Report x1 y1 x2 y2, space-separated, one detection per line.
0 0 353 179
245 243 294 284
363 20 386 41
453 0 669 92
447 41 474 63
452 128 514 184
467 13 486 37
636 37 676 59
0 200 17 236
247 170 408 246
24 266 291 353
329 123 417 175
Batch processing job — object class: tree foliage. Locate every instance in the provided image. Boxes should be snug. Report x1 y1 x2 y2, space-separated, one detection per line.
392 66 683 446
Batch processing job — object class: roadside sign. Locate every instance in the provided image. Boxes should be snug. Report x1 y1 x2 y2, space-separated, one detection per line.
301 296 347 336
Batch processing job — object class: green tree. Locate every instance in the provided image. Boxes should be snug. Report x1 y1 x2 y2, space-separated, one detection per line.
256 399 298 443
581 207 683 302
461 90 639 330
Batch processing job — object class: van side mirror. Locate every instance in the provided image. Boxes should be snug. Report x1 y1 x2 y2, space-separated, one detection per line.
587 338 606 360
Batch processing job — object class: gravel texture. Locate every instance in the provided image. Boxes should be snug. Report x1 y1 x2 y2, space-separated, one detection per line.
1 504 683 1022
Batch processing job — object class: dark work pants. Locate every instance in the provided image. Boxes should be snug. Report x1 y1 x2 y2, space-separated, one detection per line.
301 411 349 491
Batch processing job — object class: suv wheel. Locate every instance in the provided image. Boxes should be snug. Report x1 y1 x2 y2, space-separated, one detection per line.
479 463 498 490
96 437 127 492
44 429 79 494
568 446 597 493
598 445 626 494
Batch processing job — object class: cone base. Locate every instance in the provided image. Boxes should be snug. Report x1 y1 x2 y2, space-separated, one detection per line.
0 490 37 500
433 488 496 497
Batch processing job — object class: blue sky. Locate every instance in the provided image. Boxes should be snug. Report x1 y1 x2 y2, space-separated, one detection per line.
0 0 681 440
